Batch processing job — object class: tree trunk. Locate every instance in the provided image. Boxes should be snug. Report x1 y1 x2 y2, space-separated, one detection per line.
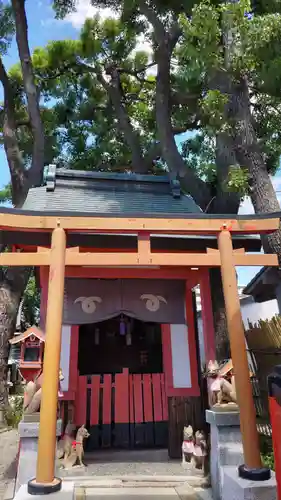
97 69 147 174
231 77 281 260
155 46 210 209
211 133 240 214
138 2 211 208
0 267 30 411
0 56 31 410
12 0 45 187
209 268 231 362
0 0 45 412
208 133 240 362
0 57 27 207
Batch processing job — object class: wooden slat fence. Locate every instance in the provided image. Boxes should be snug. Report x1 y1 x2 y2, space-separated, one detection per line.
245 316 281 437
74 369 168 450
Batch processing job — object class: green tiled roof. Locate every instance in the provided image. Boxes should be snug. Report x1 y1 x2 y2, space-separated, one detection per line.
22 166 202 215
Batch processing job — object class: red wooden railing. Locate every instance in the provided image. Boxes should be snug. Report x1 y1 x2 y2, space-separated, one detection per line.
74 369 168 449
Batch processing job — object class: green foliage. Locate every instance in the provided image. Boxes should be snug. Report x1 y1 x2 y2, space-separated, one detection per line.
179 3 222 80
9 16 156 172
262 451 275 470
177 0 281 181
0 184 12 204
20 274 40 329
225 165 250 196
53 0 77 18
260 435 275 471
0 1 15 55
200 90 229 132
1 0 281 209
5 396 23 428
181 133 217 183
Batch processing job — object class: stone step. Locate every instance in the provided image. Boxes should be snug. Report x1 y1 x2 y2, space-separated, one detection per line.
61 475 209 489
75 484 202 500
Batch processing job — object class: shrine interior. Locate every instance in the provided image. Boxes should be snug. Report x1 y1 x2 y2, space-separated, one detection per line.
78 316 163 376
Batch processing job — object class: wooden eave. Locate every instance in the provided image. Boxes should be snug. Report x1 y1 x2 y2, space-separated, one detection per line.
9 326 45 345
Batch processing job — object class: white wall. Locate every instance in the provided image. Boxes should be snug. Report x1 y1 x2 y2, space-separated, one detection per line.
60 325 71 392
241 298 279 328
170 324 192 388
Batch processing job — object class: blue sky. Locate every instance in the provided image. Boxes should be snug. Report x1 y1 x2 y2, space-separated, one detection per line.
0 0 280 287
0 0 81 188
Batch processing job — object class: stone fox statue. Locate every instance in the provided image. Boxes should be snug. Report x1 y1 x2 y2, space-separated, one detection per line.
23 368 64 414
182 425 194 464
206 360 237 407
60 425 90 469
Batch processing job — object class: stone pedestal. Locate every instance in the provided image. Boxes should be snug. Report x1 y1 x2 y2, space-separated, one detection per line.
15 418 62 493
206 409 244 500
222 466 277 500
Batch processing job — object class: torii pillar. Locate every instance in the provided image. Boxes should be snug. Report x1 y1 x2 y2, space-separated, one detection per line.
218 229 270 480
28 227 66 494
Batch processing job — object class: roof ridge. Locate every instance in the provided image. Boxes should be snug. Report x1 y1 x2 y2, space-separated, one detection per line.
50 166 171 184
43 164 184 199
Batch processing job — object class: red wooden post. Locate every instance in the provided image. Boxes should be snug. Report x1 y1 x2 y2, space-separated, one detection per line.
89 375 101 448
133 374 143 423
102 374 112 447
185 284 200 392
129 375 134 424
90 376 100 426
102 375 112 425
199 269 216 363
152 373 162 422
143 374 153 423
115 369 130 447
115 369 129 424
160 373 168 420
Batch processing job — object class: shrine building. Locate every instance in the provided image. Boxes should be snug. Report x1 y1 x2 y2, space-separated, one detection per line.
0 165 278 494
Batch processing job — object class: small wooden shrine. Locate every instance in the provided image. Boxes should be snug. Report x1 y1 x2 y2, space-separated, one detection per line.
0 165 279 493
217 359 254 382
9 326 45 382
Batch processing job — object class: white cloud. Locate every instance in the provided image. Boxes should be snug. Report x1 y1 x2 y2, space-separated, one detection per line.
64 0 118 29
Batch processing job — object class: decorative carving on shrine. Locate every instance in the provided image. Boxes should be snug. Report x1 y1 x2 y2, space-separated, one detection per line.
74 296 102 314
140 294 167 312
64 279 185 324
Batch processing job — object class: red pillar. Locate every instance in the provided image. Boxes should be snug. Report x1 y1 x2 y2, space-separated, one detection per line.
199 269 215 363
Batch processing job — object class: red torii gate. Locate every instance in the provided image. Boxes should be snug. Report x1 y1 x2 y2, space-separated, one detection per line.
0 209 278 493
